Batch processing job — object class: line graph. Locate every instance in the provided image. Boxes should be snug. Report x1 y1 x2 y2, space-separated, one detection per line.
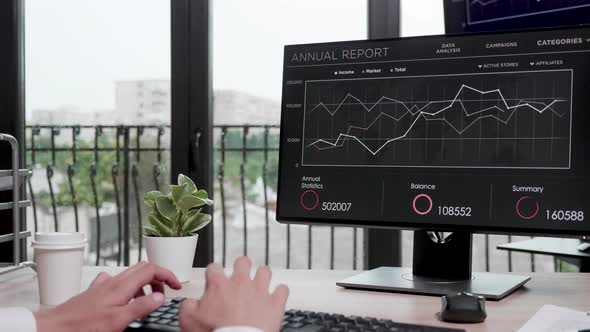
302 70 572 168
466 0 590 25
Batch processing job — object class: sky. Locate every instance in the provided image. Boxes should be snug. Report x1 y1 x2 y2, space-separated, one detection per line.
24 0 444 117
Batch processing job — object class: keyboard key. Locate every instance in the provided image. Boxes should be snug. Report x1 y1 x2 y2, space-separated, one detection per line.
288 322 304 328
127 321 142 328
304 318 319 324
282 324 325 332
149 311 163 318
143 323 179 331
157 319 171 325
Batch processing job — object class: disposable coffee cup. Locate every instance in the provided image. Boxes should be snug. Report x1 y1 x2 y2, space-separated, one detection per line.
32 232 87 306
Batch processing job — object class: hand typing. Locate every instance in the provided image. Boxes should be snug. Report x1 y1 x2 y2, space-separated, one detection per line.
34 262 182 332
180 256 289 332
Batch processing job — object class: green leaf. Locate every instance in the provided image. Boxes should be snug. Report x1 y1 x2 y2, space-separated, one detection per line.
190 192 214 207
193 189 208 199
148 214 174 237
178 174 197 193
155 196 177 222
144 190 163 209
192 214 212 233
182 212 211 235
177 196 206 214
179 208 201 230
151 209 174 228
180 212 199 235
170 184 189 203
143 225 160 236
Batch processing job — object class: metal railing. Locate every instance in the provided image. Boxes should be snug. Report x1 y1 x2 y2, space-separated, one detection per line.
23 124 555 272
212 125 363 270
26 125 168 266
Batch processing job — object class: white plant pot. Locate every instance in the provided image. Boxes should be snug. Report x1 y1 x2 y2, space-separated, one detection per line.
144 234 198 283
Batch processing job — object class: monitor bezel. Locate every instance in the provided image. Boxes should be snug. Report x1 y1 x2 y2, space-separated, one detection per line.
276 24 590 238
443 0 590 34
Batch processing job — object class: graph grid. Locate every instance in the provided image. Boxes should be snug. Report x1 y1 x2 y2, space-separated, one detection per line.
302 70 572 169
467 0 590 25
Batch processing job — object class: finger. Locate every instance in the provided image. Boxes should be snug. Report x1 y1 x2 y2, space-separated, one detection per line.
90 272 111 289
115 292 165 328
150 280 165 295
253 265 272 291
205 263 227 289
117 263 182 299
179 298 200 315
272 284 289 307
179 299 200 326
180 299 208 332
134 286 146 299
231 256 252 282
117 261 148 279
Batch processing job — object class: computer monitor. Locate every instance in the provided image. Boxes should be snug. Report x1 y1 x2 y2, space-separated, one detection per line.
276 26 590 300
444 0 590 33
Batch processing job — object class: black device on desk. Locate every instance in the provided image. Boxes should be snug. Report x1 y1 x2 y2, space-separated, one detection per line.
277 25 590 300
579 240 590 252
440 292 487 323
126 298 466 332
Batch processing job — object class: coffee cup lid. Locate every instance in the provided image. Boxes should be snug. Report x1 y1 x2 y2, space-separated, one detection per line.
32 232 87 249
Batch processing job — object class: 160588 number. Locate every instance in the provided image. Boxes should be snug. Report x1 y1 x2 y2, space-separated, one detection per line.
545 210 584 221
322 202 352 212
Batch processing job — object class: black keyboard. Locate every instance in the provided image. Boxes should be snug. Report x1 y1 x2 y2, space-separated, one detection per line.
280 310 465 332
126 298 465 332
126 297 185 331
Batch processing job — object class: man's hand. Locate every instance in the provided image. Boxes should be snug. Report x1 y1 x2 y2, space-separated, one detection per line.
180 257 289 332
35 262 182 332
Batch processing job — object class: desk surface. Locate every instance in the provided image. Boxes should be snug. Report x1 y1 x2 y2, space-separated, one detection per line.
1 266 590 332
498 238 590 259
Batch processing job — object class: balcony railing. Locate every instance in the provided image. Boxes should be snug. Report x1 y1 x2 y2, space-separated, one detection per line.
23 125 560 272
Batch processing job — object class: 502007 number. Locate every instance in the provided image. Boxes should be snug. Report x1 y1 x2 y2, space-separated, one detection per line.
322 202 352 212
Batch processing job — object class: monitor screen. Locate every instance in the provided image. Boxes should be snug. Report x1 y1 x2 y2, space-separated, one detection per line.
277 26 590 236
445 0 590 34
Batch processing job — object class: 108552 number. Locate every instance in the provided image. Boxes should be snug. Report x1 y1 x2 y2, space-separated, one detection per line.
438 206 472 217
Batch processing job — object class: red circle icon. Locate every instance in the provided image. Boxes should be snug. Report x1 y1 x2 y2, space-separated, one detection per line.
300 190 319 211
516 196 540 220
412 194 433 216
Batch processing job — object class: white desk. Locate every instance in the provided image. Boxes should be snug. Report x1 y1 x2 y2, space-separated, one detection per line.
1 266 589 331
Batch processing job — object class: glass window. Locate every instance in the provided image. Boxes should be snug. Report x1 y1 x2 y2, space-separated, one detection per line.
400 0 445 37
25 0 171 265
212 0 367 269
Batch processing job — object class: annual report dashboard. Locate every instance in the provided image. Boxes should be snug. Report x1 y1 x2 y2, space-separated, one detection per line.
277 27 590 235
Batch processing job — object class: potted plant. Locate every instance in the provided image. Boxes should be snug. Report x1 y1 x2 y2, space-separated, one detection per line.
143 174 213 282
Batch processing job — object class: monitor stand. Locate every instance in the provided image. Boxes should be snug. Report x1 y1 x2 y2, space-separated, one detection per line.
336 231 531 300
